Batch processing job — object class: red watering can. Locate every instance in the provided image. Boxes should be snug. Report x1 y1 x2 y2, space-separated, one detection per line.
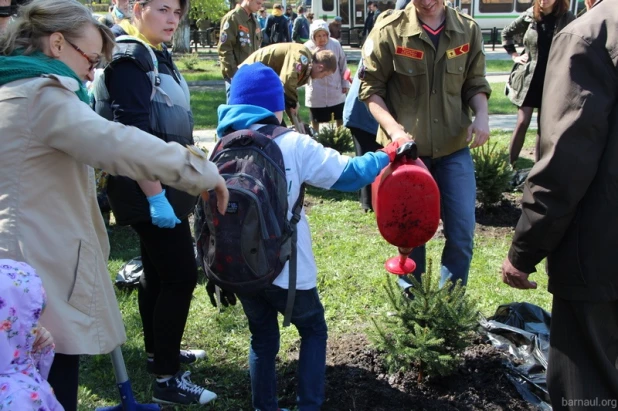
372 141 441 275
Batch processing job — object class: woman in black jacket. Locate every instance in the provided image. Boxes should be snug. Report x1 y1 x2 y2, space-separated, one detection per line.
92 0 217 405
502 0 575 166
266 3 290 44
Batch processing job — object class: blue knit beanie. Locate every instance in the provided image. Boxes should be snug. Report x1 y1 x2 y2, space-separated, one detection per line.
229 63 285 113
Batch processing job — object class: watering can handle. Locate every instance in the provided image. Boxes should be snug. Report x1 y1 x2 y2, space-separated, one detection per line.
395 141 418 161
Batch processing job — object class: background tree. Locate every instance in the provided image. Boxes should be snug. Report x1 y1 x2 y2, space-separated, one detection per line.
173 0 229 53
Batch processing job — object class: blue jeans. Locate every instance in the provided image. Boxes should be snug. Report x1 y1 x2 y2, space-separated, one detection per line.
406 147 476 287
239 286 328 411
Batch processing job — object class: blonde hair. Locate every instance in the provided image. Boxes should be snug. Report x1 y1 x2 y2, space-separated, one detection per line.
0 0 115 61
136 0 189 19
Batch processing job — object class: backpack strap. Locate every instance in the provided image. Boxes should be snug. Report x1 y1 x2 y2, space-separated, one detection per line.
258 124 291 140
283 182 306 327
230 123 300 326
255 124 302 327
115 35 161 101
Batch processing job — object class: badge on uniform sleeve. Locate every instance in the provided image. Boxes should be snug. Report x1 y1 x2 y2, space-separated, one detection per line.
358 64 366 80
223 21 230 30
220 31 228 43
363 38 374 56
395 46 424 60
300 55 308 65
447 43 470 59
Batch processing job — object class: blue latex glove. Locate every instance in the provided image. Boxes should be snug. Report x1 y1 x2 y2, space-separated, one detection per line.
146 190 181 228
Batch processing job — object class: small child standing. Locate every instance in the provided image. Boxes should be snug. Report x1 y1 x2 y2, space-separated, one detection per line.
0 260 63 410
216 62 407 411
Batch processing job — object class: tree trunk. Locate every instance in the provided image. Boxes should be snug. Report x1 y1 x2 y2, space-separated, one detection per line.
173 13 191 54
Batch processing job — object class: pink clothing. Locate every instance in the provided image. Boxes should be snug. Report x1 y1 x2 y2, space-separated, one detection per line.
0 260 63 411
304 20 350 108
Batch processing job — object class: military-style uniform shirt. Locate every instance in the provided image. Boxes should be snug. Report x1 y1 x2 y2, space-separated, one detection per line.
242 43 313 109
218 6 262 80
359 6 491 158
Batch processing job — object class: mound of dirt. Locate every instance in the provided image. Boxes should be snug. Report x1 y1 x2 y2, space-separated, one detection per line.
279 333 536 411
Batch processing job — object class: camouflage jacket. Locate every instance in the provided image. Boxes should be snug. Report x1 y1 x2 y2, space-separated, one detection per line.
359 6 491 157
218 6 262 80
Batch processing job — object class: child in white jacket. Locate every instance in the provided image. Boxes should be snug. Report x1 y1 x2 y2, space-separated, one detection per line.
216 62 407 411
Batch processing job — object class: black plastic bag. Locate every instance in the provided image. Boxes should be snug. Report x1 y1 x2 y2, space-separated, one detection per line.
479 302 552 409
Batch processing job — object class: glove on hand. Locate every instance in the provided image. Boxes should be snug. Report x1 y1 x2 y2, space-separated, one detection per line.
147 190 181 228
380 137 414 162
206 280 237 308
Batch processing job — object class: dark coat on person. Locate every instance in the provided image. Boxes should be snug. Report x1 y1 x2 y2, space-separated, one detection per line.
508 0 618 302
501 7 575 107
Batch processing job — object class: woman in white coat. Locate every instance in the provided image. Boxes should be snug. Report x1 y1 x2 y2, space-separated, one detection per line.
0 0 228 409
304 20 350 133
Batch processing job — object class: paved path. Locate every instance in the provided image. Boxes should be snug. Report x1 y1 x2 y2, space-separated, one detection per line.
193 111 536 154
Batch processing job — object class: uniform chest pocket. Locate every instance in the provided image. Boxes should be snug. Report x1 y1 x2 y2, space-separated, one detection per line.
393 56 427 97
445 59 466 96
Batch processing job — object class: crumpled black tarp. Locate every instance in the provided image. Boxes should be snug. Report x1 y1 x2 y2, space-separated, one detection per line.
478 302 552 410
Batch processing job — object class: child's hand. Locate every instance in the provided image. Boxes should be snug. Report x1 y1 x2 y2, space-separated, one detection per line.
32 326 54 351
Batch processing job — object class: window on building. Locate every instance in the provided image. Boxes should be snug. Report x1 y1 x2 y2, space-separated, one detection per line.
339 0 350 24
355 0 365 25
460 0 472 14
516 0 533 12
479 0 514 13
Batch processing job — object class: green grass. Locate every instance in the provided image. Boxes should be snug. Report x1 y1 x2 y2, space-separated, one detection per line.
486 59 513 73
191 88 312 130
78 129 543 410
190 90 225 129
489 82 517 115
177 58 223 82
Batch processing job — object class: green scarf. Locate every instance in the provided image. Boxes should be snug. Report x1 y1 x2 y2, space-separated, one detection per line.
0 50 90 104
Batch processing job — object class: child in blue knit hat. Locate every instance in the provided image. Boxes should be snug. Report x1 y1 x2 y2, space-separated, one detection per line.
216 62 410 411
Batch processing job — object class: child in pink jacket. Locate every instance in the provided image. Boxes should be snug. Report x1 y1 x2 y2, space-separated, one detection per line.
0 260 62 410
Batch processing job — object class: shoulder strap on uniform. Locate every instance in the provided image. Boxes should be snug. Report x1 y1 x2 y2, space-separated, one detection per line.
114 35 161 101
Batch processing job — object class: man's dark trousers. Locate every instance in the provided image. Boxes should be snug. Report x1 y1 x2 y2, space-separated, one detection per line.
547 295 618 410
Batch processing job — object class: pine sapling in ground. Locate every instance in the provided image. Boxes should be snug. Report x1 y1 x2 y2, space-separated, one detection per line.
372 263 479 382
313 113 353 153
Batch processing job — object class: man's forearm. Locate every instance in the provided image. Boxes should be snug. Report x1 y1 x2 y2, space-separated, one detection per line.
366 94 402 138
468 92 489 116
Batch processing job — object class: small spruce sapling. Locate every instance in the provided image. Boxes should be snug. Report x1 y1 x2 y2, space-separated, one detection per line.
372 261 479 382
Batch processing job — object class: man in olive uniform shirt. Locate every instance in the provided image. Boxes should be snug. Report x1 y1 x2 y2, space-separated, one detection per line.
359 0 491 288
218 0 263 84
242 43 337 118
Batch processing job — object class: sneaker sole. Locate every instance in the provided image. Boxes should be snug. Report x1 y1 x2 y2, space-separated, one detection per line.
152 395 217 406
